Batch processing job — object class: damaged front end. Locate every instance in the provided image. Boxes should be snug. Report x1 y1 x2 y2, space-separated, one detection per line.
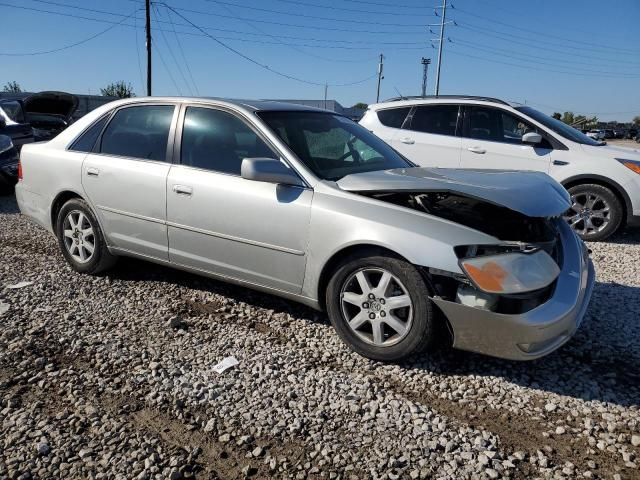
358 190 563 315
337 168 594 360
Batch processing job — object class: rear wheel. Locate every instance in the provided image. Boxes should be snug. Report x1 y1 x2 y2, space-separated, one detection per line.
326 251 435 362
563 184 623 241
56 198 116 274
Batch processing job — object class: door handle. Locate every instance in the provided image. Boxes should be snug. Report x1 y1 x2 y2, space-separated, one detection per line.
86 167 100 176
172 184 193 196
553 160 569 166
399 137 415 145
467 146 486 154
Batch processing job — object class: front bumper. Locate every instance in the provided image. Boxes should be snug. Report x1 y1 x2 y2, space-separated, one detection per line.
433 220 595 361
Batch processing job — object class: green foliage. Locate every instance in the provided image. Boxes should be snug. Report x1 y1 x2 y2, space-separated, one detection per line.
2 81 22 93
552 112 561 120
633 116 640 126
100 81 135 98
353 102 368 110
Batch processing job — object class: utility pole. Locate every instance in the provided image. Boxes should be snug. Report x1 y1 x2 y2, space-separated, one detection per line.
145 0 152 96
421 57 431 97
324 83 328 110
434 0 447 96
376 54 384 103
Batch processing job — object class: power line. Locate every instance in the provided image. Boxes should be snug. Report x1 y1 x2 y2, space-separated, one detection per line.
160 3 379 88
206 0 379 64
0 5 139 55
446 47 640 79
193 0 433 27
146 1 427 33
133 9 146 94
266 0 431 17
451 37 640 70
454 4 638 55
151 43 182 95
341 0 430 9
152 4 194 95
161 6 200 95
450 39 640 77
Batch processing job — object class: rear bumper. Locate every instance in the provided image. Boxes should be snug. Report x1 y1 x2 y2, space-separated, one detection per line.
433 221 595 361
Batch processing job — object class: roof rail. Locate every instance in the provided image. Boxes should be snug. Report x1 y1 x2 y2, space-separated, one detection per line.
380 95 510 106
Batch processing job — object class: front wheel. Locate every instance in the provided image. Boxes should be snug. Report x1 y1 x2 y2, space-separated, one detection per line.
326 251 435 362
563 184 623 241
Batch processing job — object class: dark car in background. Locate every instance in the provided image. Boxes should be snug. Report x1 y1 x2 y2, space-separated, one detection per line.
0 134 20 194
603 129 615 139
0 91 78 141
627 128 638 140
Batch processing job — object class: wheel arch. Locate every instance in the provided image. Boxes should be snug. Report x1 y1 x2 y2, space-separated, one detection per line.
50 190 87 232
316 243 436 312
561 174 632 224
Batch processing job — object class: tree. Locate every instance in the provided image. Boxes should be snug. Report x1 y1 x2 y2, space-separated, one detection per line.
561 112 575 125
100 81 135 98
633 116 640 126
552 112 561 120
2 81 22 93
353 102 368 110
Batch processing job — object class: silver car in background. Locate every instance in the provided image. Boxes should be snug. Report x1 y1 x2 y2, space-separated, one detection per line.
16 98 594 362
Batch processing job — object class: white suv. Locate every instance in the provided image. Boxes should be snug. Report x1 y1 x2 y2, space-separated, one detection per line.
361 96 640 241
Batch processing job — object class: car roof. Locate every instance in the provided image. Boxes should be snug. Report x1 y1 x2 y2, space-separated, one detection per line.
107 96 334 115
367 95 519 110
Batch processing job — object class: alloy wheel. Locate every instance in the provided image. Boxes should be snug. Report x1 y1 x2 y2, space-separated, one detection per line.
62 210 96 263
563 192 611 237
340 268 413 347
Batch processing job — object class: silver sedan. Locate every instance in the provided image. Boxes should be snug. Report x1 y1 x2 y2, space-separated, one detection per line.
15 98 594 361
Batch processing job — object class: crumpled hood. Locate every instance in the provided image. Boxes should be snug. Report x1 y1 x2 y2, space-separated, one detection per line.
337 167 570 217
23 91 78 119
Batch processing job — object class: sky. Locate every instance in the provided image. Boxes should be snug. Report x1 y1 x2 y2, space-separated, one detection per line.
1 0 639 122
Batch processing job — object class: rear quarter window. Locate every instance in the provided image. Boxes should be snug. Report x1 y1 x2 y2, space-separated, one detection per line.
69 115 109 152
376 107 411 128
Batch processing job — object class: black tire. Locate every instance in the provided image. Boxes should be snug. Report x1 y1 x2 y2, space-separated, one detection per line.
565 184 623 242
56 198 117 274
326 250 435 362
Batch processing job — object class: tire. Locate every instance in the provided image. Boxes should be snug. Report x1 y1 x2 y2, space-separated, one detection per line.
56 198 117 274
326 250 435 362
563 184 623 242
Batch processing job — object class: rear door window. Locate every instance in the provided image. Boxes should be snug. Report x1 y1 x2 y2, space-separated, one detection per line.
99 105 175 161
408 105 459 136
376 107 411 128
69 115 108 152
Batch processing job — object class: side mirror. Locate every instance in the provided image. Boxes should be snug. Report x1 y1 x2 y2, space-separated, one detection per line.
522 132 542 145
241 158 305 187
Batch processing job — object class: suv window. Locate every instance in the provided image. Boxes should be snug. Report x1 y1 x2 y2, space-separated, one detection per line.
376 107 411 128
408 105 459 136
99 105 175 161
181 107 275 175
69 115 108 152
466 106 540 145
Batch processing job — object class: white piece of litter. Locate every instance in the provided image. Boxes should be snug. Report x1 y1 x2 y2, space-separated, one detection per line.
0 302 9 316
212 356 239 374
6 281 33 289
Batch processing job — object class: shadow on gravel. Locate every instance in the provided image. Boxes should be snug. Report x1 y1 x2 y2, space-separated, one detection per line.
403 280 640 408
110 256 640 408
107 257 324 324
602 225 640 244
0 193 19 214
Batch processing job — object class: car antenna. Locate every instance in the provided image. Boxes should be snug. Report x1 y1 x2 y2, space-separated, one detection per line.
393 86 406 100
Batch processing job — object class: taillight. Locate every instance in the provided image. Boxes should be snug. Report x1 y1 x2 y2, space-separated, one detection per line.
17 160 23 181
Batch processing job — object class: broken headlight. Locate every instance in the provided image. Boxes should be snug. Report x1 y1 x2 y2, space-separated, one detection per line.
459 250 560 295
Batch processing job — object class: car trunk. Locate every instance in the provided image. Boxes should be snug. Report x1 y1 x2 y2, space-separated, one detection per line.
23 91 79 140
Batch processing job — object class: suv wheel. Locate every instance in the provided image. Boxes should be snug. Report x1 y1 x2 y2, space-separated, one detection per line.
326 251 435 362
563 184 623 241
56 198 117 274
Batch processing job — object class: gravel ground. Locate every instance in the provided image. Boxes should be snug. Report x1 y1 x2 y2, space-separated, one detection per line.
1 192 639 480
